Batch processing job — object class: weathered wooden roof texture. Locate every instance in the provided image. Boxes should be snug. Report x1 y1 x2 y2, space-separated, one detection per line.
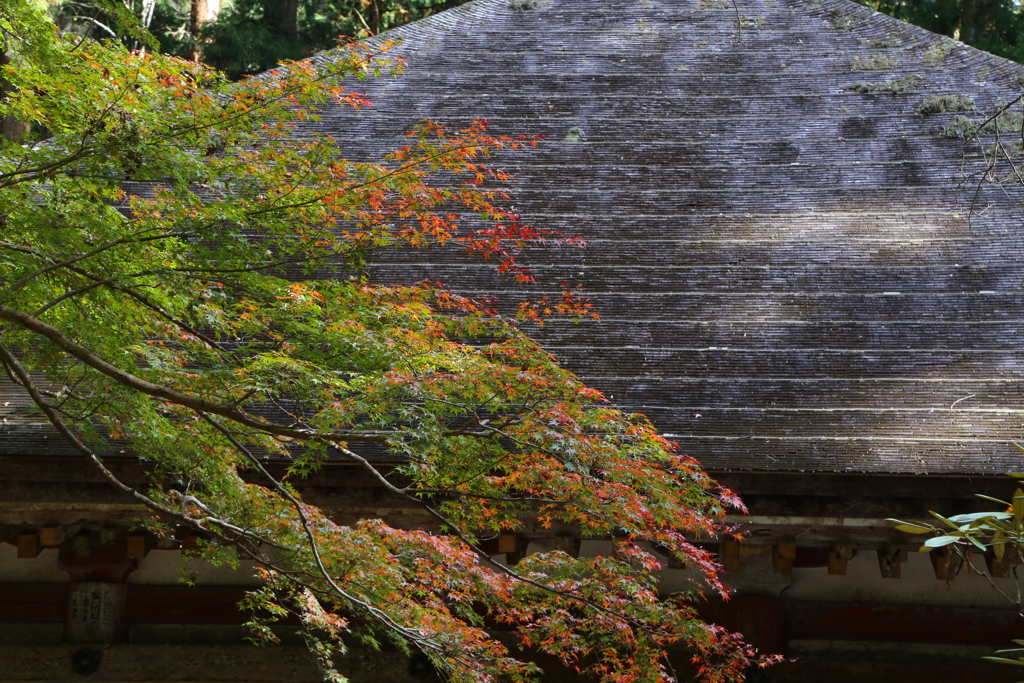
311 0 1024 474
3 0 1023 475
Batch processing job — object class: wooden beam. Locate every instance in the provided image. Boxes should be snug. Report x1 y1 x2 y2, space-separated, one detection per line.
655 543 684 570
497 534 517 554
503 535 529 566
100 526 122 546
154 535 179 550
180 534 201 553
39 526 60 547
985 549 1014 579
611 535 629 562
554 534 580 558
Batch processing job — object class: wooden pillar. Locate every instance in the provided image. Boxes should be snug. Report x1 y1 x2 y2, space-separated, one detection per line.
39 526 61 548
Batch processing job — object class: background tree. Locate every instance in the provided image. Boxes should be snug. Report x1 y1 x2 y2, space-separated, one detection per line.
857 0 1024 63
0 2 777 681
1 38 30 143
199 0 469 78
48 0 164 50
45 0 472 79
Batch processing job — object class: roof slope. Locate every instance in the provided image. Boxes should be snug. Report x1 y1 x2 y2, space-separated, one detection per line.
307 0 1024 475
311 0 1024 473
6 0 1023 476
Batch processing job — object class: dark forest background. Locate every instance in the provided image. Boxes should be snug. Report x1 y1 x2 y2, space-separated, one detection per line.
856 0 1024 64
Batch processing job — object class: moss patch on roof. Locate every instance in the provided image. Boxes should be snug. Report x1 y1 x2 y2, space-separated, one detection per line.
853 75 922 93
851 55 902 71
921 40 955 67
916 95 975 115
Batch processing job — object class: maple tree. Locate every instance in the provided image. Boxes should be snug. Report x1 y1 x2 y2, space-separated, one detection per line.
0 3 777 681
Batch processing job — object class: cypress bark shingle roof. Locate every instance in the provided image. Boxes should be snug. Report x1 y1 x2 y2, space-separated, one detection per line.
311 0 1024 474
3 0 1021 476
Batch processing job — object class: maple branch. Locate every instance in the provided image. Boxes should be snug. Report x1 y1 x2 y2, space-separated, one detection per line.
417 499 684 641
0 341 216 530
0 345 298 560
0 145 95 187
411 488 568 505
51 261 233 359
974 95 1023 136
31 277 116 317
150 51 392 141
325 437 680 638
0 303 387 444
195 410 494 673
0 232 190 304
168 247 362 274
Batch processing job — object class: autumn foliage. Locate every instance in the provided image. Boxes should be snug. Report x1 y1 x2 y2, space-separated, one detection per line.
0 3 776 681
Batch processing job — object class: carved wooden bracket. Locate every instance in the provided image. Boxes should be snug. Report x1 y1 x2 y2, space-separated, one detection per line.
773 540 796 574
877 545 907 579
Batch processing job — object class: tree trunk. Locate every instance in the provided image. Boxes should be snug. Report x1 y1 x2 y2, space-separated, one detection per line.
1 44 29 143
281 0 299 42
189 0 221 61
959 0 978 44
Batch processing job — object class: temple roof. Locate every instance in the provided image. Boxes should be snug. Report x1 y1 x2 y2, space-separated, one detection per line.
4 0 1024 475
307 0 1024 474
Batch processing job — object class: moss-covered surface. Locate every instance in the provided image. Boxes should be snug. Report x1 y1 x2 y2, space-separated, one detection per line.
860 37 902 49
853 75 922 93
696 0 730 9
916 95 975 115
944 99 1023 138
851 56 902 72
831 9 859 30
921 41 955 67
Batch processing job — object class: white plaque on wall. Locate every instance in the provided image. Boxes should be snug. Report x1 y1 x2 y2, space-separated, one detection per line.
66 582 126 642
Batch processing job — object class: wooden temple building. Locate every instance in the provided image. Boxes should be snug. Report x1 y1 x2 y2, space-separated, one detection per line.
4 0 1024 680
